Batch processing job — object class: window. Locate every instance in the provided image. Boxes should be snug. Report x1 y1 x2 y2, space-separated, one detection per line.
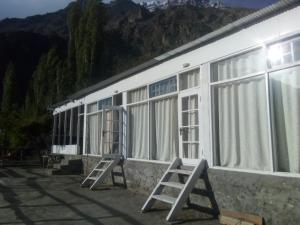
268 37 300 68
114 93 123 106
211 48 271 171
59 111 65 145
127 79 179 161
66 110 71 144
98 97 112 110
127 86 147 104
270 66 300 173
150 96 179 161
71 107 78 145
179 68 200 90
87 102 98 113
149 76 177 98
212 48 265 82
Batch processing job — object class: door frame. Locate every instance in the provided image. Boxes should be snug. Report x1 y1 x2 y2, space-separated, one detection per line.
178 87 202 165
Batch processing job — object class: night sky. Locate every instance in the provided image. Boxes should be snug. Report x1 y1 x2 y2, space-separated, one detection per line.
0 0 279 20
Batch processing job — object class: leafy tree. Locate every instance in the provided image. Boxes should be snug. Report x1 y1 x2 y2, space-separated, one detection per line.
1 62 17 113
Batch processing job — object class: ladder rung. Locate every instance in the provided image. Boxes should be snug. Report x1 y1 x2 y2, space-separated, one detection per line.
94 168 104 172
169 169 193 175
88 176 98 180
161 181 185 189
152 194 176 205
101 160 112 163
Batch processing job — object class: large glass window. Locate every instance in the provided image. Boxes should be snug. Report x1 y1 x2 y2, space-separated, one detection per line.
98 97 112 110
149 76 177 98
179 68 200 90
211 48 271 171
150 96 179 161
127 86 147 103
270 66 300 173
71 107 78 145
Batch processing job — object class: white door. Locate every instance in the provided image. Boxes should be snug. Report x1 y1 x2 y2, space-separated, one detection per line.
178 89 201 164
101 106 124 156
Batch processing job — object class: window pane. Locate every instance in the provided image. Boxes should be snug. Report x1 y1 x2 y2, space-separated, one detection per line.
179 68 200 90
150 97 179 161
66 110 71 145
71 107 78 145
59 112 65 145
213 76 270 171
86 113 101 155
87 102 98 113
270 66 300 173
212 48 264 82
128 103 149 159
293 39 300 62
149 76 177 98
127 86 147 103
99 97 112 110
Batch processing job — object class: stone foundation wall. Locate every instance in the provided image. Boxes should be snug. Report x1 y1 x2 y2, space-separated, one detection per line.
61 155 300 225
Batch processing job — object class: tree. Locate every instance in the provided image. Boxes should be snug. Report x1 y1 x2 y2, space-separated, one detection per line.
1 62 17 113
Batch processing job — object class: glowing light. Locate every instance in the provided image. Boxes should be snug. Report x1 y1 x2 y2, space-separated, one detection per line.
268 44 282 64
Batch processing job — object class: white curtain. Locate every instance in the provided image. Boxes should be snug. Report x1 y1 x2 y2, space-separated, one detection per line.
128 87 147 103
271 66 300 173
214 49 265 81
214 76 270 171
180 68 200 90
129 103 149 159
103 110 112 155
87 112 102 155
151 97 179 161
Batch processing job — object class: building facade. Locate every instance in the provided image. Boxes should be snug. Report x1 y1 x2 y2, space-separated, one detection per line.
51 1 300 224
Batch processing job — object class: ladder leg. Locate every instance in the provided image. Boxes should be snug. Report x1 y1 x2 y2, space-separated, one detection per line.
142 158 181 212
166 159 206 222
121 164 127 189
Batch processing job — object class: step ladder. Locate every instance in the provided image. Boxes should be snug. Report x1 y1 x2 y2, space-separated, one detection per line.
81 154 125 190
141 158 206 222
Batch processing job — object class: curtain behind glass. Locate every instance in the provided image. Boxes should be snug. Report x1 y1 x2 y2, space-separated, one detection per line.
150 97 179 161
214 76 270 170
271 66 300 173
87 113 102 155
128 103 149 159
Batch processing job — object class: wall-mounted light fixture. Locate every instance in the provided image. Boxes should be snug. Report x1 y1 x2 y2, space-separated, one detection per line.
182 63 190 68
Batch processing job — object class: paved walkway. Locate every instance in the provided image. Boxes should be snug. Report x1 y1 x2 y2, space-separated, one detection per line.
0 167 220 225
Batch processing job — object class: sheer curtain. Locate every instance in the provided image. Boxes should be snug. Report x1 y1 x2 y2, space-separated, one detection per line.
128 103 149 159
151 97 179 161
87 113 101 155
271 66 300 173
180 68 200 90
214 77 270 170
212 49 270 171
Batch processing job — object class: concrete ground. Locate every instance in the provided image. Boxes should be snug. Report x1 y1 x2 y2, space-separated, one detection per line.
0 167 220 225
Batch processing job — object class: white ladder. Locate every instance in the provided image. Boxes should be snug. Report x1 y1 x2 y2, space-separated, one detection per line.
142 158 206 222
81 155 123 190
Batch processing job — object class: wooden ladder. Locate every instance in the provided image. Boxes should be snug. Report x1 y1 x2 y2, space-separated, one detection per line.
142 158 206 222
81 154 125 190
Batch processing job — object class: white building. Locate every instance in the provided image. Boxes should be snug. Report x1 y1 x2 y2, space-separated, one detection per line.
51 1 300 224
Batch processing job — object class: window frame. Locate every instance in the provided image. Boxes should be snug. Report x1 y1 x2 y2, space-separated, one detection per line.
209 34 300 176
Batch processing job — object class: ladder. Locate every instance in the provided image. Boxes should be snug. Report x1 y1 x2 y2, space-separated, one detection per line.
81 154 125 190
141 158 206 222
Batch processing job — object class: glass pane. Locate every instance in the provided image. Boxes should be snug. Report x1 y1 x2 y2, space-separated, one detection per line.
270 66 300 173
179 68 200 90
189 111 199 126
99 97 112 110
128 86 147 103
182 128 189 141
182 97 189 111
189 95 198 109
190 127 199 141
213 76 271 171
212 48 264 82
149 76 177 98
283 54 292 64
182 112 189 126
88 103 98 113
293 39 300 62
183 143 199 159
